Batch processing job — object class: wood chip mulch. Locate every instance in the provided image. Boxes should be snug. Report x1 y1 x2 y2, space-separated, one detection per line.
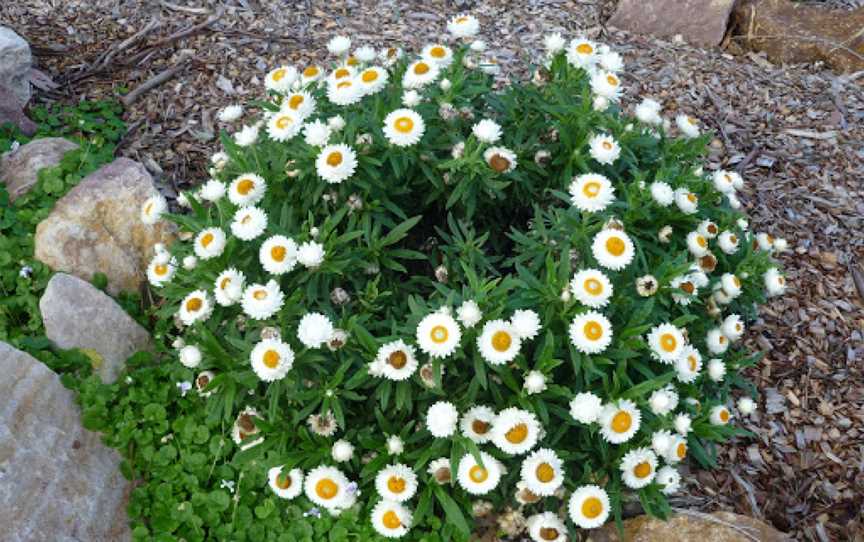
1 1 862 539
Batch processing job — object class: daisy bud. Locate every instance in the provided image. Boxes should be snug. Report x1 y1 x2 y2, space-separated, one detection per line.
470 40 486 52
534 149 551 166
737 397 757 416
331 287 350 306
327 115 346 131
327 329 348 351
260 327 281 341
523 371 547 395
179 345 202 368
183 255 197 270
172 337 186 350
451 141 466 159
435 265 449 283
472 500 494 518
331 439 355 463
439 78 452 91
386 435 404 455
658 225 673 243
347 193 363 212
674 414 692 435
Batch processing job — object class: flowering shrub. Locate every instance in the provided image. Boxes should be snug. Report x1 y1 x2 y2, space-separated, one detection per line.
141 14 787 541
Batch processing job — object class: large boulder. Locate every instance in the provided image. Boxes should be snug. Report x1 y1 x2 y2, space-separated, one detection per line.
34 158 175 295
0 137 79 201
40 272 153 383
0 26 31 107
608 0 737 48
732 0 864 73
0 341 131 542
587 511 788 542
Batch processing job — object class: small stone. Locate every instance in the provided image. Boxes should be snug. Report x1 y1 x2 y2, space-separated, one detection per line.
40 273 153 383
608 0 737 47
0 138 79 201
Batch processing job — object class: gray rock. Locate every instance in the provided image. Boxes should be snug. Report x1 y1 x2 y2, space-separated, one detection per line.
0 137 79 201
0 341 131 542
40 272 153 383
0 85 37 136
608 0 737 48
0 26 32 106
34 158 176 295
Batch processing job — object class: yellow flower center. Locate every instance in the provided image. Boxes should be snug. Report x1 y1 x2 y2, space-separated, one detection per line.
144 202 153 215
237 179 255 195
386 349 408 369
472 420 490 434
611 411 632 433
583 181 601 197
241 213 252 225
602 141 613 150
275 116 293 130
778 276 785 285
677 442 687 459
733 276 741 288
186 298 203 312
697 235 707 248
346 56 358 66
414 62 430 75
387 476 406 494
583 320 603 341
303 66 319 77
582 496 603 519
576 43 594 55
275 471 292 489
334 67 350 79
535 462 555 483
584 278 603 295
361 69 379 83
687 116 697 125
456 16 469 23
336 80 352 89
634 461 652 478
263 350 280 369
272 68 286 82
687 193 697 203
394 116 414 133
382 510 402 529
491 330 512 352
271 246 286 262
719 409 730 422
606 74 618 86
540 527 560 540
220 277 231 289
430 325 448 344
605 236 625 256
469 465 488 483
730 234 738 243
154 264 168 276
688 355 698 371
326 151 343 167
660 333 677 352
201 232 214 247
315 478 339 500
430 46 446 58
505 423 528 444
253 289 268 301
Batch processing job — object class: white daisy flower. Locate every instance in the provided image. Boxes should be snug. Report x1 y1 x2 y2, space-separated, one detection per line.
426 401 459 438
756 232 774 252
472 119 502 144
520 448 564 496
570 391 603 424
651 429 674 457
676 113 701 138
281 90 316 118
649 181 674 206
647 323 685 363
327 36 352 56
194 227 226 260
569 173 615 213
635 98 662 125
599 50 624 73
737 396 757 416
179 290 213 326
421 44 453 67
297 241 326 269
722 314 745 342
675 346 702 383
569 311 613 354
706 327 729 355
698 219 719 239
357 66 389 95
375 340 418 381
670 275 698 306
141 194 167 225
477 319 521 365
267 110 303 142
674 413 692 435
383 109 425 147
354 45 377 63
268 466 303 499
566 38 597 68
570 268 614 308
403 60 440 89
686 231 709 257
484 146 517 173
228 173 266 207
304 466 351 510
327 78 363 106
588 133 620 165
718 231 740 254
456 300 482 328
491 407 540 455
510 309 541 340
316 143 358 184
217 104 243 123
297 312 335 348
461 405 496 444
231 206 267 241
568 485 609 529
303 119 332 147
712 170 738 194
527 512 567 542
764 268 787 297
260 235 298 275
544 32 567 55
241 280 284 320
371 499 412 539
636 274 659 297
648 387 679 416
416 311 461 358
307 411 339 437
590 71 622 101
251 338 294 382
707 358 726 382
721 273 743 298
375 464 418 502
599 399 641 444
401 90 421 108
427 457 453 485
199 179 226 202
674 188 699 214
523 371 547 395
657 466 681 495
447 14 480 38
214 268 245 307
591 229 634 271
179 344 201 368
665 434 688 464
232 407 263 450
234 124 259 146
265 65 298 93
709 405 732 425
146 255 175 287
457 451 502 495
620 447 657 489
